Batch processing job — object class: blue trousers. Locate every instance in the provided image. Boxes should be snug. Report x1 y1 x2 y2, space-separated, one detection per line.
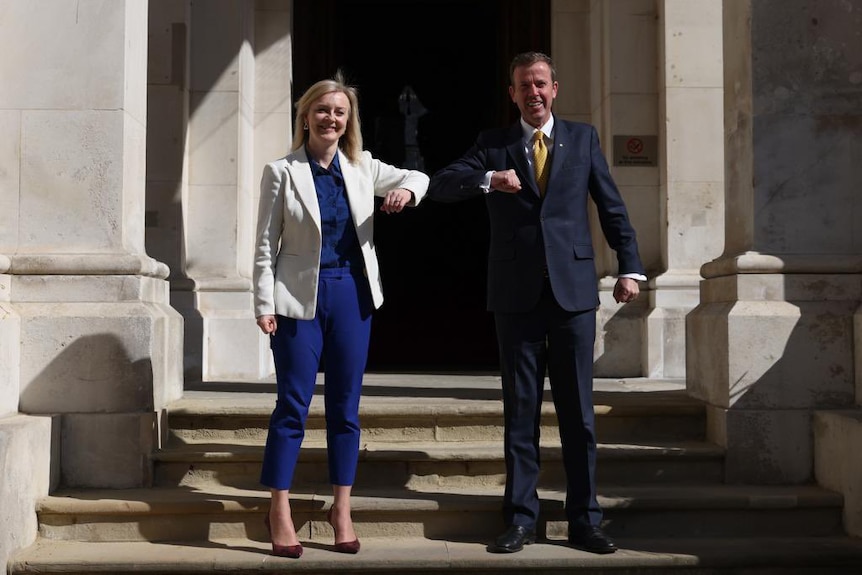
260 267 373 490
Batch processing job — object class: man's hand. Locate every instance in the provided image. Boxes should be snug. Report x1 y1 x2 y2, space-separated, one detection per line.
490 170 522 193
613 277 640 304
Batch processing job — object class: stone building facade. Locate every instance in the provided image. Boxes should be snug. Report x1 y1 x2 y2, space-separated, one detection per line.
1 0 860 571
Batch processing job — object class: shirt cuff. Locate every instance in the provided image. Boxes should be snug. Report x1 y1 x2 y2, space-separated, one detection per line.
619 273 647 282
481 171 493 193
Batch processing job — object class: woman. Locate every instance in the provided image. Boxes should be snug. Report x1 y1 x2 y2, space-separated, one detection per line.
253 72 428 558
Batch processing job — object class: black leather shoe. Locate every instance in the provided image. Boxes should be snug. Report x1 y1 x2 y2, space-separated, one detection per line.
568 524 617 554
490 525 536 553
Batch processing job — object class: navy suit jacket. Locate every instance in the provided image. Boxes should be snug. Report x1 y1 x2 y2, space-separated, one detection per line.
428 117 644 313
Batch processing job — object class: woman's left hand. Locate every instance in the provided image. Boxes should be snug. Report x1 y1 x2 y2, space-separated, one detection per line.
380 188 413 214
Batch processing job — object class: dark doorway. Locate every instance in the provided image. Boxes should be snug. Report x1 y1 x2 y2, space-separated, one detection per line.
293 0 550 371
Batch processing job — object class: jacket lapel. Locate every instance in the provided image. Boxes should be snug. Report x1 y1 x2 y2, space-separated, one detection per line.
339 150 373 229
285 148 322 233
505 123 535 195
545 117 572 195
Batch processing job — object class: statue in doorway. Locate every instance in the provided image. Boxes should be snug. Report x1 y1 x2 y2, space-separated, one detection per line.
399 85 427 171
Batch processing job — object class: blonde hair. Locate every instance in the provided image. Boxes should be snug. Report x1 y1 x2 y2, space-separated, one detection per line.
291 70 363 163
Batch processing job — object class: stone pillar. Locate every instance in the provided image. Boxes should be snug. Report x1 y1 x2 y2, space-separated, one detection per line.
146 0 191 331
646 0 725 379
253 2 293 184
251 0 293 379
0 0 183 491
173 0 263 382
583 0 656 377
687 0 861 483
0 258 18 416
1 38 45 573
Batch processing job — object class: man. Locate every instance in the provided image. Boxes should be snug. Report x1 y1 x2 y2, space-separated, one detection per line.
427 51 645 554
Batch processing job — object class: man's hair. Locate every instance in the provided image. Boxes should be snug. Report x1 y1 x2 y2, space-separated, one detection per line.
509 51 557 85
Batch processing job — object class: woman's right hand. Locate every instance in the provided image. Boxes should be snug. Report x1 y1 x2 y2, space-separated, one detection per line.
257 314 278 334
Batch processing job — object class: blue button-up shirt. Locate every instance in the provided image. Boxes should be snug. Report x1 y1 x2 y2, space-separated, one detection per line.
309 151 363 270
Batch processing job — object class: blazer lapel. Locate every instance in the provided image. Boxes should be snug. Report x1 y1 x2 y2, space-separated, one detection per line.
339 150 374 229
285 148 322 232
505 123 537 196
546 118 573 195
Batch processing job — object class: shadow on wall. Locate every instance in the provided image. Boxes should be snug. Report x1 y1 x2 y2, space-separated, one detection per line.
688 295 858 485
19 333 157 489
20 333 155 413
594 299 646 379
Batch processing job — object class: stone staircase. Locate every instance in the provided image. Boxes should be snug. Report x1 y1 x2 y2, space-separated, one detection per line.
8 374 862 574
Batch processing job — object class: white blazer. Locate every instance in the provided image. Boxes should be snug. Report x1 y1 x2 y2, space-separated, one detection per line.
254 147 429 320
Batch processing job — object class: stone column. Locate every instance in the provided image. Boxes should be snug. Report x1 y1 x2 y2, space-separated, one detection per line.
146 0 191 346
646 0 725 378
0 259 18 417
687 0 861 483
253 2 293 186
0 1 183 489
583 0 657 377
251 0 293 379
174 0 263 381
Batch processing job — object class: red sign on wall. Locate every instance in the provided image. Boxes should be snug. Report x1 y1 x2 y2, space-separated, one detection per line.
612 135 657 166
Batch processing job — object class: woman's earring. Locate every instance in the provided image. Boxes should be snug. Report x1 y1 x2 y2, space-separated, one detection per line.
303 122 309 130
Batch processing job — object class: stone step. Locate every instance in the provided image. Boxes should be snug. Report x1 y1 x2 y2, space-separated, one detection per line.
11 535 862 575
168 376 703 444
156 376 715 491
35 483 846 544
152 439 725 489
12 377 861 575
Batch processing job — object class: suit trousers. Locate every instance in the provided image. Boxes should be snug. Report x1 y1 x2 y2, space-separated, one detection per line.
260 267 373 490
494 279 601 530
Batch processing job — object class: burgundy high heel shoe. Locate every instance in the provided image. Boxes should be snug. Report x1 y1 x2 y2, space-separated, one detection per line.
327 507 360 554
264 514 303 558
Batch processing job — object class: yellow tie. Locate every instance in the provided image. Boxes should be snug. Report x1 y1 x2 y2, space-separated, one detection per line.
532 130 548 197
